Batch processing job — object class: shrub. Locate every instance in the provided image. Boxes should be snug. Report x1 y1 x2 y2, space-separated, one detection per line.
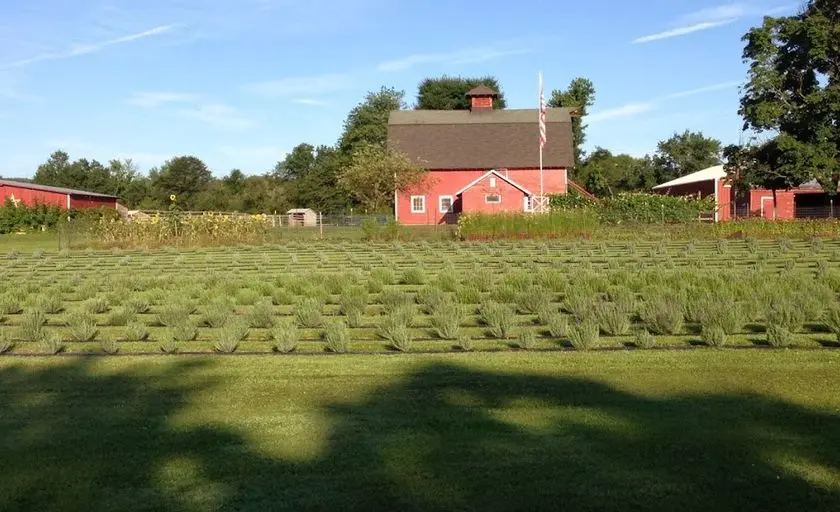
402 268 426 285
249 299 276 329
479 302 516 339
123 322 149 342
235 288 260 306
100 339 120 355
516 329 537 350
634 328 656 349
568 321 600 350
515 285 553 315
106 306 136 327
380 290 415 313
66 312 99 342
0 330 13 354
473 269 494 292
456 335 474 352
0 293 23 315
388 325 414 352
701 325 727 348
38 334 65 355
370 267 396 286
294 297 323 328
171 320 198 342
84 295 110 314
156 301 194 327
766 324 793 348
378 306 415 341
160 338 180 354
455 285 482 305
201 299 233 328
546 313 569 338
563 289 595 319
595 302 631 336
490 284 517 304
416 287 447 314
339 286 368 322
323 320 350 353
639 299 684 335
765 297 805 333
823 304 840 336
271 288 295 306
271 320 299 353
18 310 47 341
430 305 462 340
36 295 64 314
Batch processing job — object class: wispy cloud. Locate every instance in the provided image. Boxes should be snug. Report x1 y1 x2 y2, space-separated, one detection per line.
632 3 795 44
177 104 254 130
0 24 177 69
588 81 740 123
127 91 200 108
242 74 352 98
293 98 330 106
377 44 533 72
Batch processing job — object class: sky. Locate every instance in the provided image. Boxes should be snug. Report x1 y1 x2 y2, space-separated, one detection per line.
0 0 798 178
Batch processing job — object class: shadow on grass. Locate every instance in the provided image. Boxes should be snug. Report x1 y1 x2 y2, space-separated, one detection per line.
1 359 839 511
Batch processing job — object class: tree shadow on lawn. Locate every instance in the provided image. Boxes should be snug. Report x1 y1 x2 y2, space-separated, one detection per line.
1 358 839 511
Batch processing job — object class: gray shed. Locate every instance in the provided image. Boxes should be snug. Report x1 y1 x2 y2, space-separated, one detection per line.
287 208 318 227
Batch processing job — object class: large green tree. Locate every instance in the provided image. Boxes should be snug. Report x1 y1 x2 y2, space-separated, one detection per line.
272 144 354 212
415 76 507 110
654 130 722 177
548 78 595 165
728 0 840 193
338 144 427 213
33 151 113 195
150 156 213 209
338 87 405 154
576 148 660 197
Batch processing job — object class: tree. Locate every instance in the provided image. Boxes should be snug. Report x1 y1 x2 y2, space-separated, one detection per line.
733 0 840 192
273 144 354 212
576 148 660 197
151 156 213 209
272 144 316 181
338 87 405 154
654 130 722 177
338 144 427 212
548 78 595 164
223 169 246 195
416 76 506 110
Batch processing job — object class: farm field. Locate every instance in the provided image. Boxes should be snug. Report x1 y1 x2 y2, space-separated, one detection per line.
1 351 839 510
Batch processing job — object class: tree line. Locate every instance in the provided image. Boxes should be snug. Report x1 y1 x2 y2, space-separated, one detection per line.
9 76 726 213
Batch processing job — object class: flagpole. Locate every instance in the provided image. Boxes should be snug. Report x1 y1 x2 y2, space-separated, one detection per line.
538 72 544 210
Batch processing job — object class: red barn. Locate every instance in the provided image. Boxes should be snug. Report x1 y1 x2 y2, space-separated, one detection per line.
0 180 118 209
388 85 577 225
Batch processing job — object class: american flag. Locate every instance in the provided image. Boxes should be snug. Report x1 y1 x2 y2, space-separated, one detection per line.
538 72 547 149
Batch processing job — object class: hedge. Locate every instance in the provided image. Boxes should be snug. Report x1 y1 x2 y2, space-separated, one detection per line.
0 199 119 234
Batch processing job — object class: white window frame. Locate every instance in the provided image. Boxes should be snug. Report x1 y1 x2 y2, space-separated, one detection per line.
410 195 426 213
523 196 533 212
439 195 454 213
489 177 497 188
485 194 501 204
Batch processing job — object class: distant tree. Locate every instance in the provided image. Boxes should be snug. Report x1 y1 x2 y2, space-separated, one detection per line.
33 151 72 186
654 130 722 178
733 0 840 192
338 87 405 154
273 144 354 212
338 144 427 212
223 169 246 195
549 78 595 164
576 148 660 197
151 156 213 209
415 76 506 110
272 144 316 181
33 151 114 194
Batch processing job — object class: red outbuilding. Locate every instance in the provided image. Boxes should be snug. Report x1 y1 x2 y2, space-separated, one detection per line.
0 179 118 209
387 85 579 225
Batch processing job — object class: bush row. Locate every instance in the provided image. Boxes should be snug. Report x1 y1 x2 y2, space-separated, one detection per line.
0 199 119 234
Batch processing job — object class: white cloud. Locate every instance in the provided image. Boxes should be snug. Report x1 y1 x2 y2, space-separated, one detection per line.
127 91 200 108
243 74 352 98
632 3 795 44
377 45 533 72
588 81 741 123
588 103 655 122
293 98 329 106
0 24 178 69
178 104 255 130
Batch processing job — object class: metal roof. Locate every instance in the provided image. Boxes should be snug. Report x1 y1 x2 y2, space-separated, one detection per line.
0 179 118 198
652 165 726 190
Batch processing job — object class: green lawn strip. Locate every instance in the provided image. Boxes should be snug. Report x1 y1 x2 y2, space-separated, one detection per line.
1 351 838 510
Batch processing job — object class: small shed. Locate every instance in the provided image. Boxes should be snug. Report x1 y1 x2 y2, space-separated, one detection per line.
287 208 318 227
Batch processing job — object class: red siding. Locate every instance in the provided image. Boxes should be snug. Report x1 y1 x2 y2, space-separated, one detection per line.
1 184 68 207
397 168 567 225
69 195 118 209
461 174 527 213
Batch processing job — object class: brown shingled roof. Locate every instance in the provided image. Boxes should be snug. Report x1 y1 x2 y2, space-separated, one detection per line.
465 85 498 97
388 108 576 169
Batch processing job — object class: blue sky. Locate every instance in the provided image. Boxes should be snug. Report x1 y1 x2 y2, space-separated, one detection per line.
0 0 796 177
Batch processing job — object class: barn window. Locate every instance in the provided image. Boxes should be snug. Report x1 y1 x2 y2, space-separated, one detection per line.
485 194 501 204
439 195 453 213
489 177 497 188
411 195 426 213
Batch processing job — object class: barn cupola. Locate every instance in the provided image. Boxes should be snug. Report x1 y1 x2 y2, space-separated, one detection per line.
466 85 498 113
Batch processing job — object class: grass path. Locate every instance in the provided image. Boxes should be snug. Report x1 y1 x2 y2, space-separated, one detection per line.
1 350 839 511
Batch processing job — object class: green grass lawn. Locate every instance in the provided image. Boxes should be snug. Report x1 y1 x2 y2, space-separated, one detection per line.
1 350 838 511
0 232 60 252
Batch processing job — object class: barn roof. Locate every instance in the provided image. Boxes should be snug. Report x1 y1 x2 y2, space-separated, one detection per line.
388 108 576 170
0 179 118 199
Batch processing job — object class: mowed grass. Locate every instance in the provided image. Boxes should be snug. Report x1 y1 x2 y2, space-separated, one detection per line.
1 350 839 511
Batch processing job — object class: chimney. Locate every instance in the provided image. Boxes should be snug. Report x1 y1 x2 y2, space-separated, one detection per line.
465 85 498 113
